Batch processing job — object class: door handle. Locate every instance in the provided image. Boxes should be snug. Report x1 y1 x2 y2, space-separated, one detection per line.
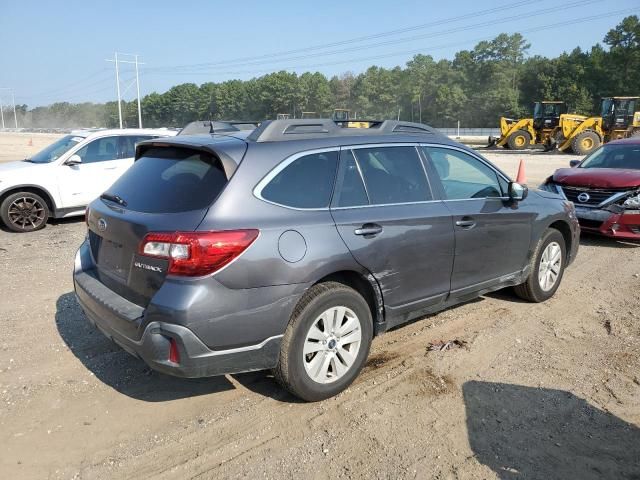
104 166 118 170
455 217 476 229
354 223 383 236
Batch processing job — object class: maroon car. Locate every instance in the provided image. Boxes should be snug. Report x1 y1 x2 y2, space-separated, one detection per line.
543 137 640 240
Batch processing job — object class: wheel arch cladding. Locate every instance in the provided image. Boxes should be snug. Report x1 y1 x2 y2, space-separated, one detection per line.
548 220 572 256
0 185 56 213
312 270 385 334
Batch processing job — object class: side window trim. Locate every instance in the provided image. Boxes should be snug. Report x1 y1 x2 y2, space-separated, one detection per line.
330 148 371 209
117 136 128 159
253 147 340 211
348 148 371 204
420 144 512 201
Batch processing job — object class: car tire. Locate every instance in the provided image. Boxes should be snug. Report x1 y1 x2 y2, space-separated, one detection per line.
507 130 531 150
274 281 373 402
0 191 50 233
571 130 600 156
514 228 566 303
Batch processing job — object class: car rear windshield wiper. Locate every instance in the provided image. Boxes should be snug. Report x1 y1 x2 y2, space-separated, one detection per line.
100 192 128 207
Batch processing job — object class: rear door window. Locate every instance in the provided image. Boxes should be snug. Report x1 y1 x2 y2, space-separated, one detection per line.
75 136 120 163
105 147 227 213
260 150 339 208
120 135 156 158
352 146 431 204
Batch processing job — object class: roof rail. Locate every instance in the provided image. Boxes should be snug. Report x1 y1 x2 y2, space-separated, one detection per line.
247 119 437 142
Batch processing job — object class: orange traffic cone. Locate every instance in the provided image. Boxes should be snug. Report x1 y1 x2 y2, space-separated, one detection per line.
28 138 33 146
516 159 526 184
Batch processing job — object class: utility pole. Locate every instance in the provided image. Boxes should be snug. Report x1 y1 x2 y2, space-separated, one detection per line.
0 88 19 128
134 55 142 128
106 52 144 129
115 53 123 129
11 91 17 128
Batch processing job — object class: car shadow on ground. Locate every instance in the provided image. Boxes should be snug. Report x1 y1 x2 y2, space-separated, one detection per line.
55 292 236 402
463 381 640 480
231 371 305 403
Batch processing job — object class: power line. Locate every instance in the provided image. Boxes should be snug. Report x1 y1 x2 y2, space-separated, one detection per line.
147 0 599 74
144 8 634 78
145 0 540 72
17 75 114 103
22 69 110 100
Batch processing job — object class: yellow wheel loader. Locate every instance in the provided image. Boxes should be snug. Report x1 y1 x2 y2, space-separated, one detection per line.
489 101 567 151
554 96 639 155
332 109 372 128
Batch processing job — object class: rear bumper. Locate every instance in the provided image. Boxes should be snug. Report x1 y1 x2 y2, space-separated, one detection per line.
73 240 283 378
574 206 640 240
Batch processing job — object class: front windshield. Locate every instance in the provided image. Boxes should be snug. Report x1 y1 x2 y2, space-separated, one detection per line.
579 144 640 170
29 135 84 163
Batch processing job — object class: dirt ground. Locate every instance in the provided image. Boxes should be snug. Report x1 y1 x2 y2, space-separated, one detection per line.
1 134 639 480
0 132 66 163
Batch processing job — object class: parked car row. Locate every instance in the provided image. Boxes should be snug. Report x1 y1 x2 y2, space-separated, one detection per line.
0 129 176 232
541 137 640 240
4 118 636 400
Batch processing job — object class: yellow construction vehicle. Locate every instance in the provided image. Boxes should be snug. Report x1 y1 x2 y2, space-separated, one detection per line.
555 96 640 155
331 109 372 128
489 101 567 150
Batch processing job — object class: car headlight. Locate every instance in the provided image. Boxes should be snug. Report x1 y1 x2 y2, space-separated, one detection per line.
538 181 560 194
623 193 640 209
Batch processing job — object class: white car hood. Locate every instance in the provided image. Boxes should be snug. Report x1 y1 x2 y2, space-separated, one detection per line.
0 160 55 182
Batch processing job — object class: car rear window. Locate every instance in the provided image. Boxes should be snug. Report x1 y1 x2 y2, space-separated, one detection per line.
105 147 227 213
260 151 339 208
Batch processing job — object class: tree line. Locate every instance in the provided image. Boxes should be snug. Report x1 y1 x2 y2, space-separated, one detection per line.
15 15 640 129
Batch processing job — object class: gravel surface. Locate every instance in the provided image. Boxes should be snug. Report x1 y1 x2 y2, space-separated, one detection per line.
1 135 639 480
0 133 65 163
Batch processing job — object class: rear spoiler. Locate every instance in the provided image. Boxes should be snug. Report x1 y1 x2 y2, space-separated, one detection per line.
135 137 248 179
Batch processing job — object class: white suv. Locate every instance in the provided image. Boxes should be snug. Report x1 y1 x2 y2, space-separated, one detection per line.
0 128 176 232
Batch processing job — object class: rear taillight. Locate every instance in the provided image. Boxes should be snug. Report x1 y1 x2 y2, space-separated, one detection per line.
139 230 259 277
168 338 180 364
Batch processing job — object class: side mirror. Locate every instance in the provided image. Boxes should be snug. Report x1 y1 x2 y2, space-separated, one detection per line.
65 154 82 166
508 182 528 202
569 159 580 168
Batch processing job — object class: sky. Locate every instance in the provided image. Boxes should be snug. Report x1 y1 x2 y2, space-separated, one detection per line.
0 0 638 107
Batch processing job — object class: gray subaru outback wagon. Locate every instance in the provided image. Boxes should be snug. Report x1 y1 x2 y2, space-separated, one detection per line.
74 119 579 401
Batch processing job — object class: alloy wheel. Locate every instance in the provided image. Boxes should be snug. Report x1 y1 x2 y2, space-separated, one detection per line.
302 306 362 384
7 196 46 230
538 241 562 291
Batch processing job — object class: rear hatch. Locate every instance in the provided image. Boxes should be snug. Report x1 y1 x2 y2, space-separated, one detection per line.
87 141 244 307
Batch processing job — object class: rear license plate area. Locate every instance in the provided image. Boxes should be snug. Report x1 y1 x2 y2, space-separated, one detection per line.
98 238 129 280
